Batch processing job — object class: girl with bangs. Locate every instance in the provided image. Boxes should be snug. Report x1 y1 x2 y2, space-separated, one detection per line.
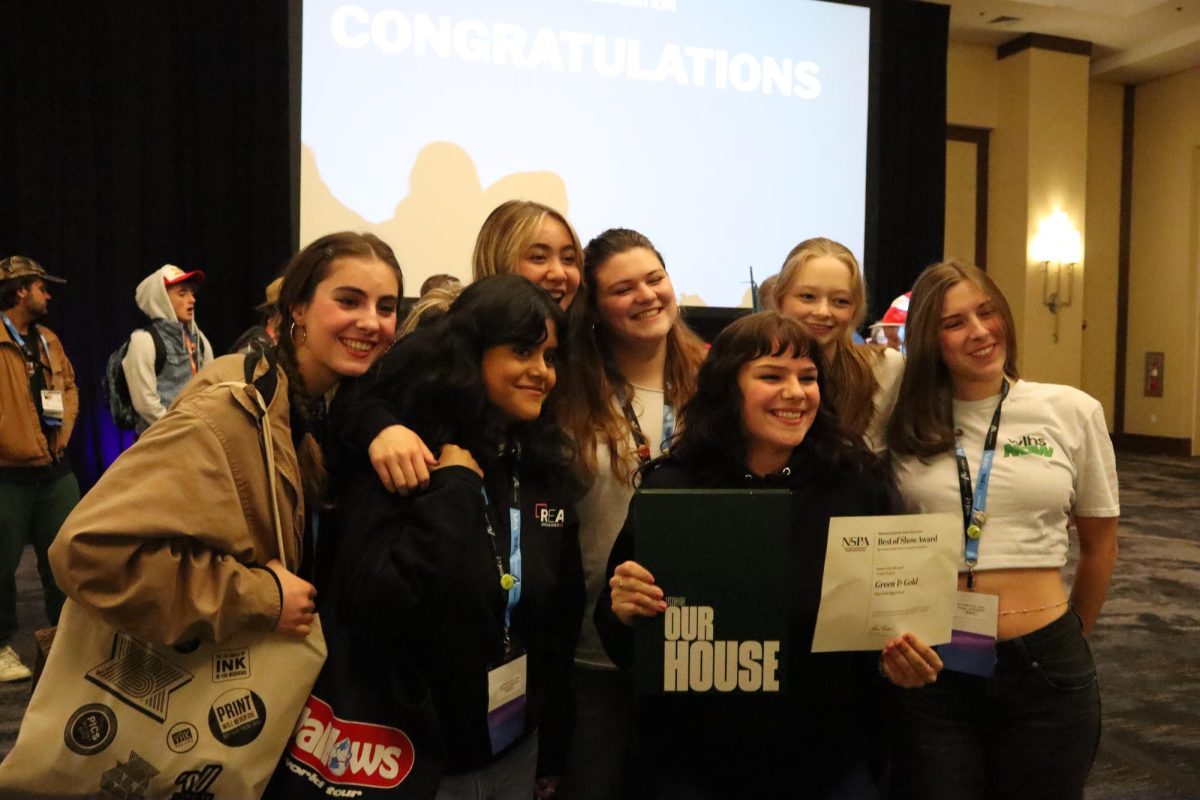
594 312 940 799
773 237 904 453
554 228 707 799
328 275 585 799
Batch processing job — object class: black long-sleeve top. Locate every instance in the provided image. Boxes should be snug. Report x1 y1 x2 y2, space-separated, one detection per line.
594 449 900 798
330 452 585 777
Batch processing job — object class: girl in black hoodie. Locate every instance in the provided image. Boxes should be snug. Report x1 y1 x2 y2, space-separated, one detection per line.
329 275 585 799
595 311 941 799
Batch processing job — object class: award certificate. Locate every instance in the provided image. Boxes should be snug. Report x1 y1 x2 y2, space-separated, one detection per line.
811 513 959 652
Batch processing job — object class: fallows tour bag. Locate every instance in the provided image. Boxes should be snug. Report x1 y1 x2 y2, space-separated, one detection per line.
263 608 444 799
0 372 326 799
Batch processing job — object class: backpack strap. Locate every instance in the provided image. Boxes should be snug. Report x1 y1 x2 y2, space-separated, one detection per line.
143 325 167 375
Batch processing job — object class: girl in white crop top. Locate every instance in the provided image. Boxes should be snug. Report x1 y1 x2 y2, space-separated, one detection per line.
885 260 1119 800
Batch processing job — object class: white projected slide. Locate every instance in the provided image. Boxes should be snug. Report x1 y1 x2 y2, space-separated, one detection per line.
300 0 870 306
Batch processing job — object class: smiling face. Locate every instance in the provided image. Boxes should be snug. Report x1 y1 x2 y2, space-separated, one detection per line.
167 282 198 323
778 255 856 356
482 319 559 423
593 246 677 349
737 349 821 475
514 215 581 310
290 256 400 396
938 279 1008 400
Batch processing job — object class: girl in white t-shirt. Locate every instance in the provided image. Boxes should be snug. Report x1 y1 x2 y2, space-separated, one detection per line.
886 260 1119 800
554 228 708 800
773 237 904 453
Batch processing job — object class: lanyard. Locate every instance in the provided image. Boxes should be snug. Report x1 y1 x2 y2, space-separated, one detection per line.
954 378 1009 589
481 448 522 645
1 315 50 371
183 332 198 375
620 388 675 466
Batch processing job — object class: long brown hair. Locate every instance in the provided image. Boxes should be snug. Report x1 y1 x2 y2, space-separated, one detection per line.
887 260 1020 458
556 228 707 483
772 236 884 440
275 232 403 505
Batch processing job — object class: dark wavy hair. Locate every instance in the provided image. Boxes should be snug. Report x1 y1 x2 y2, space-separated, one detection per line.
370 274 575 482
662 311 877 481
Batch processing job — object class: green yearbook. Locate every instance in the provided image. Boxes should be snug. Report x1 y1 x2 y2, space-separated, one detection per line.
631 489 792 695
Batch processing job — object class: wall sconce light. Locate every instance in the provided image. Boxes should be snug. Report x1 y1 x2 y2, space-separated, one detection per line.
1030 211 1082 343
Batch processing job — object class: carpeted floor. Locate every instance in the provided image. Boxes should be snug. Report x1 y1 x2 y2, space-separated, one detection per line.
1 453 1197 797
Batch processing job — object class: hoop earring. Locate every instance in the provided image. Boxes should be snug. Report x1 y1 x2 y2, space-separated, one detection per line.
290 321 307 345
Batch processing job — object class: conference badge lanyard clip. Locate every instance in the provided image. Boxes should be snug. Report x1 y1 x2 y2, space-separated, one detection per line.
481 451 527 755
620 388 675 466
2 315 62 427
940 378 1008 678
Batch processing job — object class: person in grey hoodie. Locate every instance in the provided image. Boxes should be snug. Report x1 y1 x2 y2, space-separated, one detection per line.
121 264 213 432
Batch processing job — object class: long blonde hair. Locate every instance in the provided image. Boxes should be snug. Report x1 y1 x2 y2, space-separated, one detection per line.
773 237 883 440
472 200 583 280
555 229 707 483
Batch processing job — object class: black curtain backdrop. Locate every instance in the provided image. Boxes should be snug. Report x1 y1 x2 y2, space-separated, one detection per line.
2 1 946 490
864 0 949 320
1 2 293 490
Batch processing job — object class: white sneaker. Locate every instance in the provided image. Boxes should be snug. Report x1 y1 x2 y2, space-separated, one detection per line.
0 645 32 682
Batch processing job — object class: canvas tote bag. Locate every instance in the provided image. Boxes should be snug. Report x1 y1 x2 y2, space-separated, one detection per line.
0 380 327 799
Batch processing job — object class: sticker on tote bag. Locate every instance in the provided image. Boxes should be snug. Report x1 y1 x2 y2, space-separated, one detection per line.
166 722 199 754
168 764 222 799
99 750 160 799
211 648 250 682
207 688 267 747
284 695 416 789
87 633 194 723
64 703 118 756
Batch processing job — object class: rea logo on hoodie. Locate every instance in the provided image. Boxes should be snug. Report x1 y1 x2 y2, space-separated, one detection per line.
534 503 565 528
286 695 415 789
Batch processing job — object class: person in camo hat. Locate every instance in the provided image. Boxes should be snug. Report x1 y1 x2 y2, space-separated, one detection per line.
0 255 78 682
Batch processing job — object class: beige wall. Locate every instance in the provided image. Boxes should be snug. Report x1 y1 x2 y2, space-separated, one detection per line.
1125 66 1200 448
944 139 978 263
947 43 997 129
948 42 1200 448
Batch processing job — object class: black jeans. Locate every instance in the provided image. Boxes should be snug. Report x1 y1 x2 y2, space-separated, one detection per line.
888 609 1101 800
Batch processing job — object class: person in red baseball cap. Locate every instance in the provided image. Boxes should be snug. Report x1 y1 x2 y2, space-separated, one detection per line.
121 264 213 432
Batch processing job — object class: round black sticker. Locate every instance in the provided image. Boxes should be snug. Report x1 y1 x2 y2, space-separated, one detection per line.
207 688 266 747
166 721 199 754
65 704 117 756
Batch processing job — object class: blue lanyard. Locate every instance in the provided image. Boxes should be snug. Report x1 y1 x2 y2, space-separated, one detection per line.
620 388 674 465
954 378 1009 588
1 314 50 361
481 462 522 642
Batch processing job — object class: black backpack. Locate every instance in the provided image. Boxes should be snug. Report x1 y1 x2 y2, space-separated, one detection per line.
102 326 166 430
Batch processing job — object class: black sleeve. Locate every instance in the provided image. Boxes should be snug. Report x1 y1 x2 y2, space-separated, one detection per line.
536 507 586 778
592 497 637 670
331 465 484 639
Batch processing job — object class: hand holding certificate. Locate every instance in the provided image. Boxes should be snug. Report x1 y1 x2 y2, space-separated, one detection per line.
811 513 960 652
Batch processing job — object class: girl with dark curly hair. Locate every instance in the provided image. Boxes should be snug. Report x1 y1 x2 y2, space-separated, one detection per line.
328 275 585 799
594 311 941 800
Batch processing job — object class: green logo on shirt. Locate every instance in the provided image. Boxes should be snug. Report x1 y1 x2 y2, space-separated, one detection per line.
1004 434 1053 458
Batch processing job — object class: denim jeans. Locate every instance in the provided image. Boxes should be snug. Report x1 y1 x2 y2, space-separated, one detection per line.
888 609 1101 800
